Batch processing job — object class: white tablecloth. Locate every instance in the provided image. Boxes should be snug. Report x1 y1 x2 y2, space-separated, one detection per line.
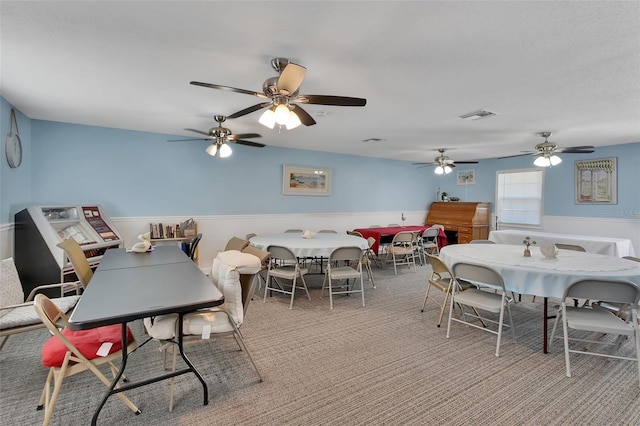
439 243 640 299
489 230 635 257
249 233 369 258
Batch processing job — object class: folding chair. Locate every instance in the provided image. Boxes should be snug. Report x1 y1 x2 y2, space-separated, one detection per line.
321 246 366 309
446 262 516 357
421 254 485 328
549 279 640 387
33 294 139 426
384 231 417 274
264 245 310 309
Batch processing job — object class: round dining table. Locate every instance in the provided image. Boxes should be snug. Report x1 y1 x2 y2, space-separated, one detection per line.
439 243 640 352
249 232 369 259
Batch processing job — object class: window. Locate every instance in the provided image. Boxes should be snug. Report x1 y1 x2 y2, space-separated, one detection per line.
496 169 544 226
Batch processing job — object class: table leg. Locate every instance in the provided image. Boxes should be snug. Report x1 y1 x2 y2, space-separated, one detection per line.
177 312 209 406
543 297 548 354
91 323 134 426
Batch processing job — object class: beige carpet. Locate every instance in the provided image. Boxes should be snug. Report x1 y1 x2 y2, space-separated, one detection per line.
1 264 639 425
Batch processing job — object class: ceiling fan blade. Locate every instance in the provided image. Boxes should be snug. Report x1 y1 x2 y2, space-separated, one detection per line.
294 94 367 107
190 81 267 98
291 104 316 126
228 102 272 119
497 152 535 159
233 140 266 148
558 146 595 153
185 128 210 136
453 161 479 164
229 133 262 140
277 63 306 95
168 138 208 142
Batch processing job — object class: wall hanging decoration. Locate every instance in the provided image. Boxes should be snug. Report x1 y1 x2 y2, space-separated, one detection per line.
282 164 332 196
575 157 617 204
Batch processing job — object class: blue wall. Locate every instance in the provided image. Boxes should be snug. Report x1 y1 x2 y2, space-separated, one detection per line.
1 97 638 224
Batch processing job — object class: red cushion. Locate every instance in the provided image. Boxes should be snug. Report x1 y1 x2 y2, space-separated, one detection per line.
41 324 133 367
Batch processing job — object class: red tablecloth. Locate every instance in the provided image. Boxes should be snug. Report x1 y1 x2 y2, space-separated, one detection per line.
352 226 447 255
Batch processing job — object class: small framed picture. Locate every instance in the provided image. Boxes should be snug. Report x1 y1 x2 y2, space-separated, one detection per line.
282 164 332 196
457 169 475 185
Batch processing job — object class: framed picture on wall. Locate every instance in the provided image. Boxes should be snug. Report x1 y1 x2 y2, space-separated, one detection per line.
456 169 475 185
575 157 617 204
282 164 332 196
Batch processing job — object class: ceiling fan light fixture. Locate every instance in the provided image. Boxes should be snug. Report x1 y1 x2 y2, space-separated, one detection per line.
434 166 444 175
444 165 453 174
258 108 276 129
550 155 562 166
219 143 232 158
205 143 218 157
285 112 301 130
274 104 291 125
534 153 562 167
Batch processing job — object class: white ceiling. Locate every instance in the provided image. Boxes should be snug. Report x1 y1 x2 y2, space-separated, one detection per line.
1 1 639 164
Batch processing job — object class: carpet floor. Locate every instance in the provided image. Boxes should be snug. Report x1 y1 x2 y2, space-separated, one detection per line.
1 263 639 425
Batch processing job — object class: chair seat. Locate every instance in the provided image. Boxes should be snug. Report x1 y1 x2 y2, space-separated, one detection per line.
144 308 234 340
565 306 636 335
329 266 362 280
387 246 413 255
268 265 309 279
42 323 134 367
453 289 504 313
0 295 80 331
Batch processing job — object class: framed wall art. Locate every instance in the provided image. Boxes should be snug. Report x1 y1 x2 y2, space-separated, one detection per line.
575 157 617 204
456 169 475 185
282 164 332 196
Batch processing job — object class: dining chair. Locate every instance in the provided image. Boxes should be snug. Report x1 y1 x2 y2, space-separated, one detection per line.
284 229 303 233
446 262 516 357
144 249 265 410
321 246 365 309
56 238 94 289
264 245 311 309
318 229 338 234
347 230 364 238
224 236 250 251
361 237 378 288
548 279 640 387
245 233 257 240
188 232 202 261
33 294 140 425
384 231 417 274
419 227 440 263
421 254 484 328
0 258 81 352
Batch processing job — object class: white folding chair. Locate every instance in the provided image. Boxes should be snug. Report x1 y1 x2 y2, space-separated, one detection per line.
549 279 640 387
264 245 310 309
321 246 365 309
446 262 516 357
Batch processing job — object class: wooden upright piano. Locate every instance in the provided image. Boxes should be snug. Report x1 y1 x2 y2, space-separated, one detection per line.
425 201 490 244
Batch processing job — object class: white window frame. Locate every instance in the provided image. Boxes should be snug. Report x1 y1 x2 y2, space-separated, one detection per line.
495 168 544 228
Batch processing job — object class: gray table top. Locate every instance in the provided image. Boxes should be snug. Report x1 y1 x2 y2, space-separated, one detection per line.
69 246 223 329
99 245 191 270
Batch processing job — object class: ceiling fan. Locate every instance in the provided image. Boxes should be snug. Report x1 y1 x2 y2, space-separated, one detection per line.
413 149 479 174
498 132 595 167
190 57 367 129
169 115 265 157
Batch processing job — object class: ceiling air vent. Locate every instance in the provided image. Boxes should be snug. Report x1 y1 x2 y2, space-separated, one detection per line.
459 110 497 121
